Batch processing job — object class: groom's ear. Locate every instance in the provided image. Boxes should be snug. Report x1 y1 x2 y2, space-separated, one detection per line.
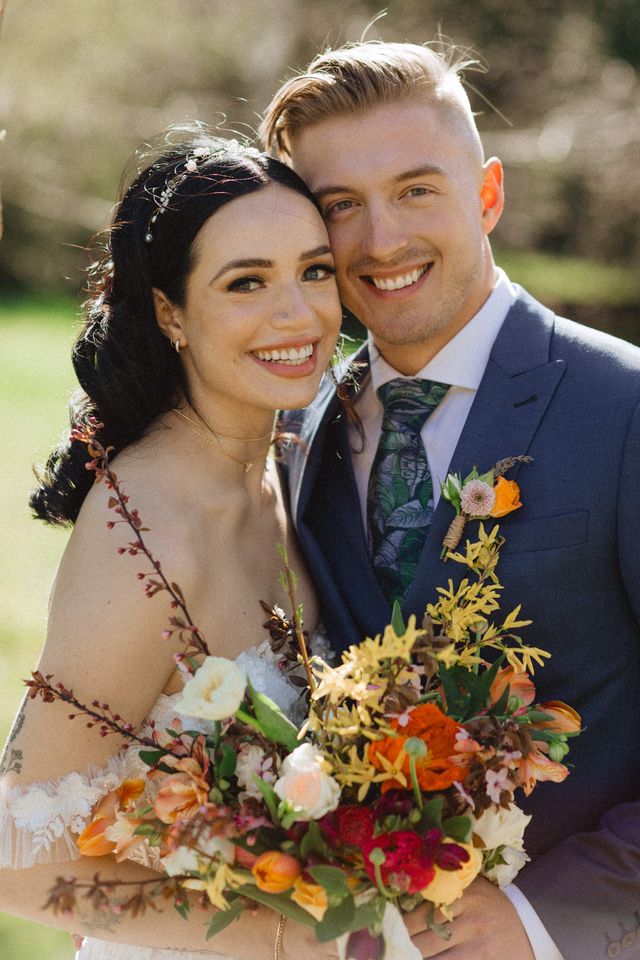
479 158 504 235
152 289 186 347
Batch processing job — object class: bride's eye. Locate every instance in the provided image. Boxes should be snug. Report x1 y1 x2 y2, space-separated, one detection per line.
227 276 263 292
303 263 336 282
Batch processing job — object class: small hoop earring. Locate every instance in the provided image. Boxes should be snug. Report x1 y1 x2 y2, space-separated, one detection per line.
172 339 181 354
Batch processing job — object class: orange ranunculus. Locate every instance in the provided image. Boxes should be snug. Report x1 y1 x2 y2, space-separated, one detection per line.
368 703 468 794
76 778 145 857
518 749 568 796
490 477 522 518
531 700 581 734
489 666 536 708
291 876 329 920
252 851 301 893
153 750 211 824
154 773 207 824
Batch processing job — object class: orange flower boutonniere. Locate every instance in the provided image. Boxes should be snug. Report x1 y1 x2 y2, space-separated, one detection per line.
440 456 532 558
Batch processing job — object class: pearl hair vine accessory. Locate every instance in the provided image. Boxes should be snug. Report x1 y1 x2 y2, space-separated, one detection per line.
145 146 212 243
144 139 262 244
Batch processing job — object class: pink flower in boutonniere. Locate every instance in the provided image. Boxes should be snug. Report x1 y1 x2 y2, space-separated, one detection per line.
440 456 532 559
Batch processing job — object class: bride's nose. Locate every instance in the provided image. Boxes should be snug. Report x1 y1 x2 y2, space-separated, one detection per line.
271 282 315 329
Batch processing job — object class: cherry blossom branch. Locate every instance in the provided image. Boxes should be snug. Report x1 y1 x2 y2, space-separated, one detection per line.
24 672 160 747
44 872 192 917
278 546 315 693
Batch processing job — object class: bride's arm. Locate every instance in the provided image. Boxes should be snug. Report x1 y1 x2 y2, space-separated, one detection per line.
0 482 341 958
0 856 334 960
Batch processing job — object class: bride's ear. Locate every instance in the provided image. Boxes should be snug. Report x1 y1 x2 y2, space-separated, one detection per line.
152 288 187 351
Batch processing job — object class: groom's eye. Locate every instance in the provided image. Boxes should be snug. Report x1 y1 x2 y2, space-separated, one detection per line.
325 199 356 216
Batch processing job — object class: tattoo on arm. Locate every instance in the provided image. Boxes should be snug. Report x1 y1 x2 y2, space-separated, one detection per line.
0 699 27 777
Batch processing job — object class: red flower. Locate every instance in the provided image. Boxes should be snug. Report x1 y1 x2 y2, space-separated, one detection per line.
362 831 436 894
337 806 375 847
423 829 470 871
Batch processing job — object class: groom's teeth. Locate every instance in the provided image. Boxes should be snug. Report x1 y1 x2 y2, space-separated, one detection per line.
254 344 314 365
371 266 427 291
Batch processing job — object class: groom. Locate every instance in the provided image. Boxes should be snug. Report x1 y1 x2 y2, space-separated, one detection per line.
262 41 640 960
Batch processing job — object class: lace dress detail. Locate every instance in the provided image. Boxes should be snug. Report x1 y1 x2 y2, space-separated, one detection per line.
3 638 332 960
0 750 144 869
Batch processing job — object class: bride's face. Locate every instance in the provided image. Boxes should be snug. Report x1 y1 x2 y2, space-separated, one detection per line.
173 184 341 419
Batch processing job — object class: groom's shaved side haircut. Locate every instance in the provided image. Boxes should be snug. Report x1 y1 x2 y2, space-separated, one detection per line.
260 41 483 161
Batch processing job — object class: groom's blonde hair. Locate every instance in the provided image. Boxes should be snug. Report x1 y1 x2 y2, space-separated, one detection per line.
260 41 481 160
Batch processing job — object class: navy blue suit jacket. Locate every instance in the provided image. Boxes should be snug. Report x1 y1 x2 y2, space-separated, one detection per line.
283 288 640 960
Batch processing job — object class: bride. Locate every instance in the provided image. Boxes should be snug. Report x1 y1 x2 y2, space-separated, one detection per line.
0 130 343 959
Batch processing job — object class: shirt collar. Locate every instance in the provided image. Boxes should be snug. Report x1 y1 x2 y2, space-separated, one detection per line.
368 268 517 392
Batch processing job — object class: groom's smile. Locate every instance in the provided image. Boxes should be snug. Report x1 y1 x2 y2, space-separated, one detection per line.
362 261 433 295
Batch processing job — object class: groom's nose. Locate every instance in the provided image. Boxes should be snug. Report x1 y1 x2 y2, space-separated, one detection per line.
360 200 409 262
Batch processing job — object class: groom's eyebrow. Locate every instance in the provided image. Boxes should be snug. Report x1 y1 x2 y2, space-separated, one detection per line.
313 164 448 201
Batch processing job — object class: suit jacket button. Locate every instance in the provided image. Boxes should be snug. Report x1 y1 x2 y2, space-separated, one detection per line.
622 931 636 948
607 943 622 958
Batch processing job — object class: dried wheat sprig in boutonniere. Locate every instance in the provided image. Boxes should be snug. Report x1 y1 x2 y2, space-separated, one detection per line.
440 455 533 559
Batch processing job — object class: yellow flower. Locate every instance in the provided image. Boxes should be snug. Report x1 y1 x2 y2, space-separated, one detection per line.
420 843 482 907
183 863 244 911
291 877 329 921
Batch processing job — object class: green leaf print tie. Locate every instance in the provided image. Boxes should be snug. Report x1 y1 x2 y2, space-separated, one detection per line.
367 378 449 605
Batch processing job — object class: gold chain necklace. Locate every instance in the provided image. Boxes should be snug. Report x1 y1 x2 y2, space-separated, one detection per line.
170 408 273 473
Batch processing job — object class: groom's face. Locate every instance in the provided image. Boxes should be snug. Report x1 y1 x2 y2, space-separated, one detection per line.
289 98 503 374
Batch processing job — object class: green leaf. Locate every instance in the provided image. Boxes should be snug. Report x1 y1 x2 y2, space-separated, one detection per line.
350 896 386 934
218 743 237 779
138 749 165 767
309 865 352 900
175 900 190 921
423 795 444 830
477 470 495 486
205 898 245 939
235 885 316 927
315 896 356 942
442 815 471 843
300 821 331 859
254 776 280 825
390 600 406 636
247 684 300 751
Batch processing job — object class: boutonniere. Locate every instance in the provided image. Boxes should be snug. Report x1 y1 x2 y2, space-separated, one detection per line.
440 455 533 559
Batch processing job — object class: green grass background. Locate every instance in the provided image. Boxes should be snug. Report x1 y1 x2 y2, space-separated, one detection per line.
0 255 638 958
0 298 77 960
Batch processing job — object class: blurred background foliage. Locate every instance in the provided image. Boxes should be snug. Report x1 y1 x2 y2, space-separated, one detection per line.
1 0 640 333
0 1 638 958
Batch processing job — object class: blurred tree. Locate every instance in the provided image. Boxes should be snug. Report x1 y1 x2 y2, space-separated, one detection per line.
0 0 638 309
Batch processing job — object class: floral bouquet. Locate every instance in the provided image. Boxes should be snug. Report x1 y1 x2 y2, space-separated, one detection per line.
29 424 581 960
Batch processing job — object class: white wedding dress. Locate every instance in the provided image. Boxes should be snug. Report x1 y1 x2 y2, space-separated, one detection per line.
0 640 315 960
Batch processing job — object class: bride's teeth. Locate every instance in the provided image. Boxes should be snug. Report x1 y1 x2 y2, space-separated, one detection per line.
371 265 427 291
254 344 314 364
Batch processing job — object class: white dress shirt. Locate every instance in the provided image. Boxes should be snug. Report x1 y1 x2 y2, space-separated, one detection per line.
348 268 564 960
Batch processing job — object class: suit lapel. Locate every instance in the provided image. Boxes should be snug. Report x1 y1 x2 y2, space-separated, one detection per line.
293 345 393 632
404 290 568 615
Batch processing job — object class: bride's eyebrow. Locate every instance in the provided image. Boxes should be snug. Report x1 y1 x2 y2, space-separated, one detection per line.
210 246 332 284
210 258 272 283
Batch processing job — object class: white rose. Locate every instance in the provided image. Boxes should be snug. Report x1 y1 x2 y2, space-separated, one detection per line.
274 743 341 820
471 803 531 887
162 834 234 877
162 845 200 877
175 656 246 722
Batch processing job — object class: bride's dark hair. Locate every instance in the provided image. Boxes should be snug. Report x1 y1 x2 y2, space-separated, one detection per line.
30 126 320 526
